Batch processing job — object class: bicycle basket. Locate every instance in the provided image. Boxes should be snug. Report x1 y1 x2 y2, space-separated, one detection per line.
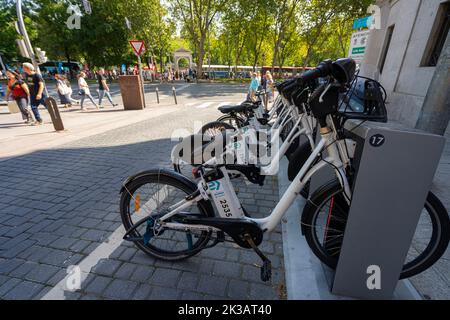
338 76 388 123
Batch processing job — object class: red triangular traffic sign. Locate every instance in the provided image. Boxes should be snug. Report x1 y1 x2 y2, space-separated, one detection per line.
129 40 145 56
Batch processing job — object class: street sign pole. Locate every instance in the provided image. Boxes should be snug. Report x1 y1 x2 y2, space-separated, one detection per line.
129 40 146 108
0 54 6 72
137 54 146 108
16 0 49 97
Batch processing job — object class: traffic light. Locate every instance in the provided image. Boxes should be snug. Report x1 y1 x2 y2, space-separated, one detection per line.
35 47 48 64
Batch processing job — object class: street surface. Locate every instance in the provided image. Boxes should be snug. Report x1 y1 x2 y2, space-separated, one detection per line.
0 83 286 300
0 82 448 300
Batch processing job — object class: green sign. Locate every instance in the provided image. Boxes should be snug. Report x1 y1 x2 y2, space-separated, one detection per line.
352 47 366 55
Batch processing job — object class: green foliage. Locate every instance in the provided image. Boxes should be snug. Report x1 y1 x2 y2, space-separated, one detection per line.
0 0 374 70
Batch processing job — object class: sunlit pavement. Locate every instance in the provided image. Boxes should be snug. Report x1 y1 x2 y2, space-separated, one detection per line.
0 83 286 300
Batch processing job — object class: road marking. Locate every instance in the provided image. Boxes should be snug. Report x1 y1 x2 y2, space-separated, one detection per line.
175 84 191 92
195 102 213 109
41 226 126 300
41 187 170 300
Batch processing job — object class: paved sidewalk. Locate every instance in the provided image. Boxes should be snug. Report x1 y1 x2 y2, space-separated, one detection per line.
0 102 285 300
409 127 450 300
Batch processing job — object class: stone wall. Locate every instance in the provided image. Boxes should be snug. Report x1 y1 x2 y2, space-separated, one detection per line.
360 0 445 127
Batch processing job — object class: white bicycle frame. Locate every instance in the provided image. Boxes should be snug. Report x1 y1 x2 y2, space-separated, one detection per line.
160 114 353 234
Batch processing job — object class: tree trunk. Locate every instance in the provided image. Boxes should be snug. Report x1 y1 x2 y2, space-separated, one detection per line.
197 34 205 80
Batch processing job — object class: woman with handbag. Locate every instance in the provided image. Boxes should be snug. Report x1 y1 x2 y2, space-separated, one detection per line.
55 74 79 108
4 70 34 124
78 71 99 111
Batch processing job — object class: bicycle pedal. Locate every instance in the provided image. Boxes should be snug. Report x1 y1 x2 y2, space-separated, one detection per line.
260 260 272 282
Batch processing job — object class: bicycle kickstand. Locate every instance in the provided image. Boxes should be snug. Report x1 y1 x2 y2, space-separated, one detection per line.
244 234 272 282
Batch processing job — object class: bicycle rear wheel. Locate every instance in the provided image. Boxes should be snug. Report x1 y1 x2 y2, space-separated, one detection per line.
217 115 246 129
120 169 214 261
301 179 450 279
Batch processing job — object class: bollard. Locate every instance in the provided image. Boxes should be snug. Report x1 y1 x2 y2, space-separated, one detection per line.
156 87 160 104
172 86 178 105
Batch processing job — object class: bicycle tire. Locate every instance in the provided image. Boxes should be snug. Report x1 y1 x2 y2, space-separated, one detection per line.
120 169 215 261
301 179 450 279
200 121 236 136
217 115 246 129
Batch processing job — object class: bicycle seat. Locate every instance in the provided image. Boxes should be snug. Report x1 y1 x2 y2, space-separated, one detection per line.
218 103 257 114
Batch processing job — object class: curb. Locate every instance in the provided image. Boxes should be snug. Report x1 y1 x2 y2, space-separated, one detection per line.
278 157 422 300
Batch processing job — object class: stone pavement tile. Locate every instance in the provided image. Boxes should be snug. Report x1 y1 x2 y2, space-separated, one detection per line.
2 280 45 300
227 279 250 299
81 242 99 255
79 229 108 242
9 261 38 278
132 283 153 300
130 265 155 283
249 282 278 300
149 286 180 300
80 294 101 300
0 258 24 275
1 240 36 259
410 267 450 300
114 262 137 280
180 291 204 300
46 268 67 287
24 264 61 284
177 272 200 291
129 251 155 266
0 275 9 286
91 259 122 277
30 232 58 246
103 279 138 300
84 275 113 295
50 237 78 250
241 265 263 283
0 278 21 297
148 268 181 288
64 291 82 300
196 275 228 297
69 239 92 253
212 261 242 279
200 246 228 260
225 248 240 263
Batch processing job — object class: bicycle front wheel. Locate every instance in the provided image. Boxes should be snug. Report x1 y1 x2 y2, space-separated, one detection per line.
301 179 450 279
120 169 214 261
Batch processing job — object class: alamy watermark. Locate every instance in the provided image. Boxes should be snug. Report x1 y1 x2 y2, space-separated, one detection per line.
65 265 81 291
366 265 381 290
367 4 381 30
66 1 92 30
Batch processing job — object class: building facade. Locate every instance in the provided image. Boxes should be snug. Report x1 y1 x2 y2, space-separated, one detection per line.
361 0 449 129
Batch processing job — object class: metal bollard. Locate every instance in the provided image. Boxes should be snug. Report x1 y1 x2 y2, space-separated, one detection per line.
172 86 178 105
156 87 160 104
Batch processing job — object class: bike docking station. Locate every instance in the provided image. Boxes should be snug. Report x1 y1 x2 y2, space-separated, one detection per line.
279 120 445 300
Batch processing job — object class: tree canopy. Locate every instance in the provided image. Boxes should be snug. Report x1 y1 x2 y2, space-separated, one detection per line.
0 0 374 73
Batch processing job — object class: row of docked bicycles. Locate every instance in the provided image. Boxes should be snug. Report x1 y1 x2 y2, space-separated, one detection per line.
119 58 450 282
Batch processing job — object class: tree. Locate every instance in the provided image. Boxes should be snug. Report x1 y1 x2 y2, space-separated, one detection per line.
169 0 225 78
0 0 39 64
271 0 300 72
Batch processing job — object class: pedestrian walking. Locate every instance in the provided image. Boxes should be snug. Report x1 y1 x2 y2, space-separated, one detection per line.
4 70 34 124
55 74 79 108
248 72 259 102
23 62 46 125
78 71 99 111
97 68 118 108
265 70 275 106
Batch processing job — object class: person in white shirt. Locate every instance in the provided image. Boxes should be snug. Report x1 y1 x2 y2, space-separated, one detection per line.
78 71 99 111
